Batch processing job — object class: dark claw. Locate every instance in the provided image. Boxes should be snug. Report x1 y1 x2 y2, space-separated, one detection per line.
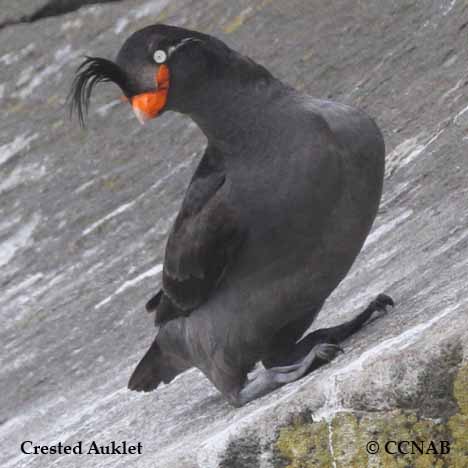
316 343 344 362
372 293 395 311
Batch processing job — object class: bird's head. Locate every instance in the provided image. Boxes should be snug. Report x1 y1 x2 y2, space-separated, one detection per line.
70 24 237 126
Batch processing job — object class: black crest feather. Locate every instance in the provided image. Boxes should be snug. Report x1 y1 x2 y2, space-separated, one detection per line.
68 56 128 127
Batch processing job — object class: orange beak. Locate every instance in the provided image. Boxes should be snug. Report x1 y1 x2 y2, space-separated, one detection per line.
130 64 170 125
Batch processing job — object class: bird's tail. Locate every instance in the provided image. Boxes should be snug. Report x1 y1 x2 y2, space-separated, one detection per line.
128 338 182 392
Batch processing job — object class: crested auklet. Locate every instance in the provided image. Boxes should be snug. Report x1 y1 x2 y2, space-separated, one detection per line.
70 24 393 407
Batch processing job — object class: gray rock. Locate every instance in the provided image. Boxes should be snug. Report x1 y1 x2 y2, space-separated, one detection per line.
1 0 467 467
0 0 123 26
0 0 50 26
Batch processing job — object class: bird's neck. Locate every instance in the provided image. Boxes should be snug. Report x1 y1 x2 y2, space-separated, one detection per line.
179 71 292 152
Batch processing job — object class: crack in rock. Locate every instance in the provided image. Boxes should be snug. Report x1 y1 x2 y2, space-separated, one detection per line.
0 0 123 29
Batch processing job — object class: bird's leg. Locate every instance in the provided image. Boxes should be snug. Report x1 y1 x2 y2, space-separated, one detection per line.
228 343 343 407
292 293 394 356
264 293 394 368
330 293 394 338
228 294 394 406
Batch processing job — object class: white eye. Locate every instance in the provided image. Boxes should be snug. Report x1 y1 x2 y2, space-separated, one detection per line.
153 49 167 64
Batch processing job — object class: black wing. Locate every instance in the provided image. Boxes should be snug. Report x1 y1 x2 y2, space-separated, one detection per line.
147 146 245 324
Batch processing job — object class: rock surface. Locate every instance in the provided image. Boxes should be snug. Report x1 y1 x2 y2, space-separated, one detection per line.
1 0 467 467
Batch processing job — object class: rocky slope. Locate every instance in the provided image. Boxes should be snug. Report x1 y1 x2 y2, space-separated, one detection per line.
0 0 467 467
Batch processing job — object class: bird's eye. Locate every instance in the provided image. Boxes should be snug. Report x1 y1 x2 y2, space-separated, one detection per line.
153 50 167 64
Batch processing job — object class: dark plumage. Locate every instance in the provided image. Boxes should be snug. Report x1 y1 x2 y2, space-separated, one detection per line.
70 24 393 407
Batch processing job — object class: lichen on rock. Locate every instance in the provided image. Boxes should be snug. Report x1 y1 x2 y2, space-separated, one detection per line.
274 363 468 467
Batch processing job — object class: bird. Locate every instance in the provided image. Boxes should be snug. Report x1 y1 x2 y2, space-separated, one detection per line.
70 24 393 407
